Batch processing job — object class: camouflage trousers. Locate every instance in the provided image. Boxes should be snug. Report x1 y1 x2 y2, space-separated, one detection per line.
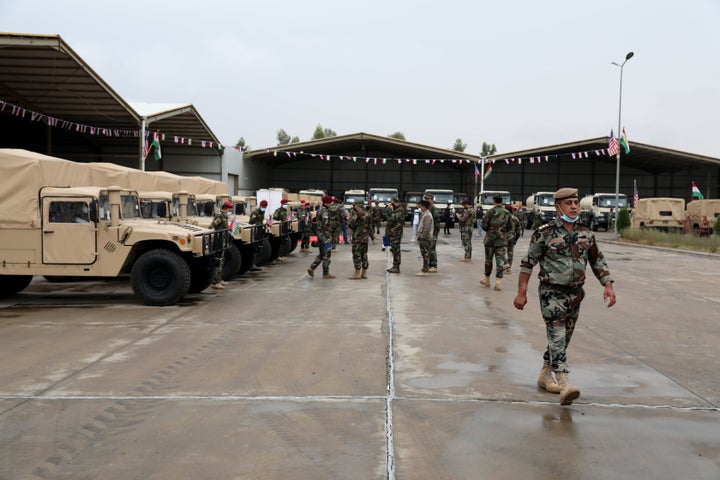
460 226 473 258
351 241 369 270
539 284 585 373
300 231 311 249
428 234 438 268
388 234 402 266
506 241 516 267
483 243 506 278
310 240 332 274
211 251 225 283
418 238 431 271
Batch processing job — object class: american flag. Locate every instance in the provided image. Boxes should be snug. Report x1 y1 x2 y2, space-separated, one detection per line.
633 179 639 208
607 129 619 156
474 163 480 183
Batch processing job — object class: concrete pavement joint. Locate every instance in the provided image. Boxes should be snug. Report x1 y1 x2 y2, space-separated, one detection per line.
384 251 397 480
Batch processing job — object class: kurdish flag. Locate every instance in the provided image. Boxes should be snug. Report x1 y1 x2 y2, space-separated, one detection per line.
619 127 630 154
484 161 493 180
691 181 704 200
151 131 162 161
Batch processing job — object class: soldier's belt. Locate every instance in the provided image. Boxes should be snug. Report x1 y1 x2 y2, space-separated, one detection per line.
540 283 583 292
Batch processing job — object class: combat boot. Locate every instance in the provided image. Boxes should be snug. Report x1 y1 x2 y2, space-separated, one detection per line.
537 361 561 394
480 276 491 287
348 269 362 280
416 271 429 277
428 266 438 273
322 272 336 279
494 278 502 291
555 372 581 405
386 265 400 273
459 258 471 262
361 269 367 279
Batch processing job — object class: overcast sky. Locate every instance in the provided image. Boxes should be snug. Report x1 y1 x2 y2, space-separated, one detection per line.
2 0 719 158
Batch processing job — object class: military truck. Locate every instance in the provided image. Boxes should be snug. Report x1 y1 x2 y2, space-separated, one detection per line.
343 189 367 213
525 191 557 229
404 191 423 220
631 197 685 232
0 150 228 305
476 190 511 218
684 199 720 235
368 187 399 207
579 193 628 231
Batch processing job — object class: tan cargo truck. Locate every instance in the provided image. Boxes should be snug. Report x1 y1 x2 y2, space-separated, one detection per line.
631 197 685 232
0 149 228 305
684 199 720 235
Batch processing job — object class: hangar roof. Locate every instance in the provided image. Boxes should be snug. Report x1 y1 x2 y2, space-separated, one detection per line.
0 32 220 155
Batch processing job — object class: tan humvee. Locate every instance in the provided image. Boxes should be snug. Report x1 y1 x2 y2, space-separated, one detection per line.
0 149 228 305
631 197 685 232
685 199 720 234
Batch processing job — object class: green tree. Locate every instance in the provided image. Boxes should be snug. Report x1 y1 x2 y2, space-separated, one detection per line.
481 142 497 157
291 136 300 143
312 124 337 140
616 206 631 233
452 138 467 152
235 137 246 149
276 129 291 145
388 132 406 140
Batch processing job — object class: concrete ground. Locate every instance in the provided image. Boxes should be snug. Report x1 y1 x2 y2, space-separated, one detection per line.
0 227 718 479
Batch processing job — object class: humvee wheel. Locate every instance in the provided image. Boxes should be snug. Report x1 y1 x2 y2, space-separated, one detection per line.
279 236 292 257
131 249 190 306
222 244 242 280
188 257 213 293
0 274 33 297
238 247 255 275
288 233 300 253
256 238 272 266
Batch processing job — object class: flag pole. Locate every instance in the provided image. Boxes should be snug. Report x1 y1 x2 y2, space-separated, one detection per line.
479 156 485 202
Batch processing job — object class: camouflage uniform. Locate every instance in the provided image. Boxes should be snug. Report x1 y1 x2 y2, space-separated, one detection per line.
428 204 440 268
481 204 512 278
506 213 522 270
309 204 333 275
457 205 476 259
520 218 614 372
514 208 526 236
209 211 229 283
416 208 433 272
329 203 344 248
384 204 405 269
371 203 384 235
272 206 288 222
249 207 265 226
348 207 371 270
299 205 311 250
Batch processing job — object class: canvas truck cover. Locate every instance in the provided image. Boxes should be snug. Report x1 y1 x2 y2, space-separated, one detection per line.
0 149 92 228
178 176 228 195
686 199 720 219
634 198 685 221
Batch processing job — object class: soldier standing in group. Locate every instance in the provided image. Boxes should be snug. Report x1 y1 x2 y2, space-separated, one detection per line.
513 188 616 406
415 200 433 276
299 201 312 252
504 206 523 274
514 206 526 237
272 198 290 262
385 198 405 273
347 202 371 279
209 200 232 290
480 193 512 291
371 200 384 239
307 195 336 279
247 199 268 271
457 199 476 262
329 197 344 249
423 193 440 272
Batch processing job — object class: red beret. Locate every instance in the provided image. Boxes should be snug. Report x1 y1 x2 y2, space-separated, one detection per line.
322 195 333 204
222 200 233 209
280 198 288 204
259 200 268 207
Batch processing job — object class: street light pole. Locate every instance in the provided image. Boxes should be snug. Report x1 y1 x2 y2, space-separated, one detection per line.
612 51 634 240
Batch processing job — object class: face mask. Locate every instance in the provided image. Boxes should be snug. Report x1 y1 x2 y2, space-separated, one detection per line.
560 213 578 223
224 211 231 218
260 207 266 212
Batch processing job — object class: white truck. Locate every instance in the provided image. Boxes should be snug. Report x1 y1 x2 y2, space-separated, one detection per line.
343 189 367 213
525 191 557 228
477 190 511 217
0 149 227 306
631 197 685 232
579 193 628 231
368 187 399 207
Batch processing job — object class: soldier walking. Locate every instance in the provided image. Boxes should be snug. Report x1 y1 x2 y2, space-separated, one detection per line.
480 193 512 290
385 198 405 273
347 202 371 279
456 199 476 262
504 207 523 273
307 195 336 279
513 188 617 406
299 201 312 252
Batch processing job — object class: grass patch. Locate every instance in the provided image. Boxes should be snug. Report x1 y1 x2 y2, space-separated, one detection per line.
620 228 720 253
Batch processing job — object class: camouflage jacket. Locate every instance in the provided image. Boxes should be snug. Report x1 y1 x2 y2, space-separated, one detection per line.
272 207 288 221
482 205 512 246
210 212 229 231
384 206 405 238
520 218 614 288
457 207 476 228
508 215 522 244
348 208 371 243
316 205 332 241
371 205 385 223
428 205 440 236
329 204 344 230
249 207 265 225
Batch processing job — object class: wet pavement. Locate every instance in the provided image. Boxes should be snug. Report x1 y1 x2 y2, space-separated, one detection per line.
0 228 718 479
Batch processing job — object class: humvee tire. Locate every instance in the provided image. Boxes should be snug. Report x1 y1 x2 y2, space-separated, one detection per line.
188 257 213 293
256 237 272 266
131 249 191 306
222 244 242 280
238 247 255 275
279 236 292 257
288 233 300 253
0 274 33 297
